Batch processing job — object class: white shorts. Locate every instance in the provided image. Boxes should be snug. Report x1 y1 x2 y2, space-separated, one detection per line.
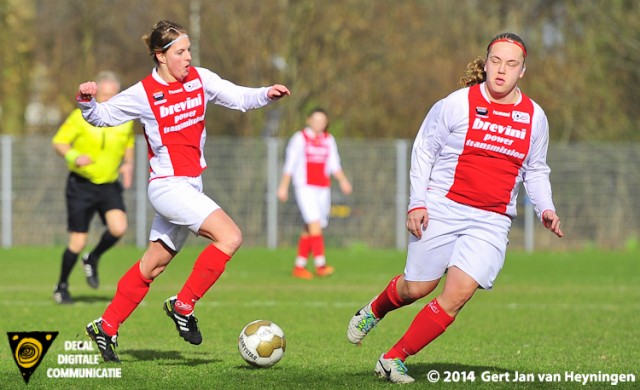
147 176 220 252
404 193 511 289
294 185 331 228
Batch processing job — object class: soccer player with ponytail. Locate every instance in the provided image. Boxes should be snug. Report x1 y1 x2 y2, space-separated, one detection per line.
347 32 563 383
78 20 290 363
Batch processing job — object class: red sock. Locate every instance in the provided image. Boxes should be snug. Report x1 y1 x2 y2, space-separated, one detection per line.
309 235 325 258
371 275 409 319
384 298 454 361
297 236 311 259
175 244 231 315
101 261 152 336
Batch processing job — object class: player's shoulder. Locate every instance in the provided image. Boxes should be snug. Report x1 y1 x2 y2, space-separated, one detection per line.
529 97 546 117
437 87 471 118
290 129 305 140
193 66 222 83
440 87 471 110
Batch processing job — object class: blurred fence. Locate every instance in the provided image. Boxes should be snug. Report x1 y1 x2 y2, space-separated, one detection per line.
1 135 639 251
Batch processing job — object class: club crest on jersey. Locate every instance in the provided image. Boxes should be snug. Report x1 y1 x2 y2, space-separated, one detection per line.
512 111 531 124
475 106 488 116
153 91 165 101
184 79 202 92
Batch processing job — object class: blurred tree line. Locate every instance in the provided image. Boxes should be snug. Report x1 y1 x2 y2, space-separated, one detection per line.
0 0 638 142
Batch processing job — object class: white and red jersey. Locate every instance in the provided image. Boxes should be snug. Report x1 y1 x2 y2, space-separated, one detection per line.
79 67 272 179
409 83 555 219
283 128 343 188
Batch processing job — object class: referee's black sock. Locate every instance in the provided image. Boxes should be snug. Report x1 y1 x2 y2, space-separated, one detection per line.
58 248 78 287
90 231 121 262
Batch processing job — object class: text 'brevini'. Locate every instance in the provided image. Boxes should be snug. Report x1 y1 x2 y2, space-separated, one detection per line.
472 118 526 140
159 94 203 118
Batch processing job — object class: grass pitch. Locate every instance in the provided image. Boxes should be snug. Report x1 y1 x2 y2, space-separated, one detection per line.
0 246 638 389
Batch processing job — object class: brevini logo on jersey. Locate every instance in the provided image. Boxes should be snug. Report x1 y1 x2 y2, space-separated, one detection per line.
471 117 526 140
306 144 329 163
159 94 203 118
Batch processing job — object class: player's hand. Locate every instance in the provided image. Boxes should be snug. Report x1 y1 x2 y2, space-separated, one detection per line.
120 162 133 189
542 209 564 238
406 208 428 239
75 154 93 167
267 84 290 100
276 186 288 202
339 179 352 196
77 82 98 101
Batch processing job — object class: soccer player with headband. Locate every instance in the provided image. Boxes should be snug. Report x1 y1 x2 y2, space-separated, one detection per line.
78 20 290 363
347 32 563 384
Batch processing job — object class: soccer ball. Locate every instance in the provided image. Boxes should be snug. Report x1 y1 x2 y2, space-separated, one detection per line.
238 320 286 368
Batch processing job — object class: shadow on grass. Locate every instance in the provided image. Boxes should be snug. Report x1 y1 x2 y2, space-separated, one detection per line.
72 294 113 304
125 349 221 366
234 364 287 371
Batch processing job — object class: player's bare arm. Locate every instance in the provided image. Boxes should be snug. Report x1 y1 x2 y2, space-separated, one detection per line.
277 174 291 202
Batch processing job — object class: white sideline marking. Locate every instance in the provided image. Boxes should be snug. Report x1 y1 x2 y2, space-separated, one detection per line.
0 300 638 311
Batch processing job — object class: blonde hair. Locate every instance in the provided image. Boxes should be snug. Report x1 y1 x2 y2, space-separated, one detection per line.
458 57 486 87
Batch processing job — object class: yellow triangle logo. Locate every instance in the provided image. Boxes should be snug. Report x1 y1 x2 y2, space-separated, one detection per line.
7 331 59 384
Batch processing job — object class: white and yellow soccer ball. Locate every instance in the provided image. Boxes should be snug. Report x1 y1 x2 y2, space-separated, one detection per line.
238 320 286 368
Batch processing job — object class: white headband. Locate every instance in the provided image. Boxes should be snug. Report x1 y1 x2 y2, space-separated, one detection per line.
162 34 188 49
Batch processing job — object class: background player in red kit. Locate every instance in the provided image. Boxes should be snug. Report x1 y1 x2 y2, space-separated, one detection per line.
77 20 290 363
347 32 563 383
277 108 352 279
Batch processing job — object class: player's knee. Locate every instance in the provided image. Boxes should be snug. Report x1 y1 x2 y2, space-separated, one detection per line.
404 283 430 302
68 242 86 254
226 231 243 254
217 230 242 256
68 233 88 253
109 222 128 238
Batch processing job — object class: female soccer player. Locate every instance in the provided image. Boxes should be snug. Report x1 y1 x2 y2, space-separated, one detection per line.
347 32 563 383
277 108 352 279
78 20 290 363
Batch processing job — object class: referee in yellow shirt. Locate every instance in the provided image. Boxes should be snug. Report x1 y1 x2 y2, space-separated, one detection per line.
52 71 135 304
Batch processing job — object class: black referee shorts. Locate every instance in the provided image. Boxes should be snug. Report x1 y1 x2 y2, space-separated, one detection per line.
65 172 126 233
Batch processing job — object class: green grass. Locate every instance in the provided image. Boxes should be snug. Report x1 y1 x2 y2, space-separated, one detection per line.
0 246 639 389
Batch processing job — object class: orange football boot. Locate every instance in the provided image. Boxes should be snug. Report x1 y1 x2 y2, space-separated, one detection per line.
292 267 313 279
315 265 335 277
